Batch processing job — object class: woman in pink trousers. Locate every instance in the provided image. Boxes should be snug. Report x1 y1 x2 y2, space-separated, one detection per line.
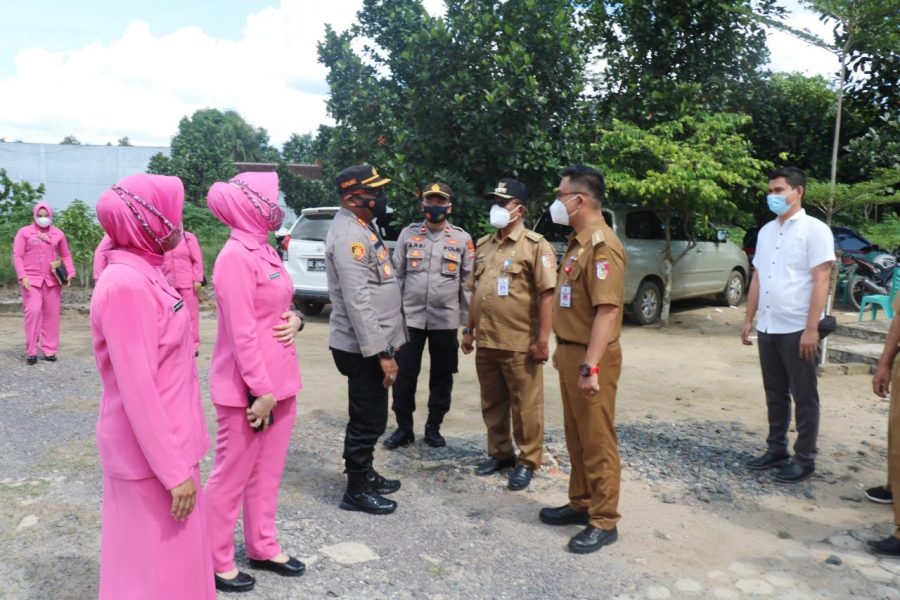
91 173 215 600
12 202 76 364
204 171 304 593
162 231 205 354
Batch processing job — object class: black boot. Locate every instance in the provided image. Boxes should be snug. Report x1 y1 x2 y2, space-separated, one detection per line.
383 427 414 450
367 468 401 494
340 471 397 515
424 423 446 447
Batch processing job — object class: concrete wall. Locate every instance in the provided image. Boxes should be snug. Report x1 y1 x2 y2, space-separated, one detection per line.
0 142 169 212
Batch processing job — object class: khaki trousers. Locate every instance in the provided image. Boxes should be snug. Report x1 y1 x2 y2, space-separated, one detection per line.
475 348 544 470
887 355 900 538
557 341 622 530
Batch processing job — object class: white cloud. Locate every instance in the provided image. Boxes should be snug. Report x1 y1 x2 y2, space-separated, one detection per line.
0 0 836 148
765 1 837 80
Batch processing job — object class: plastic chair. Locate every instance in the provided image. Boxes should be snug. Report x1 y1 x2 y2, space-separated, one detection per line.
859 267 900 321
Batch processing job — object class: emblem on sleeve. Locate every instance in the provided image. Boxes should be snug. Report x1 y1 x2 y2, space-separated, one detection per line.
466 239 475 258
541 253 552 268
350 242 366 261
595 259 609 280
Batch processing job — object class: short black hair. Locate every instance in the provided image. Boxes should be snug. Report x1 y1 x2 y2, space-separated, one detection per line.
768 166 806 191
561 165 605 204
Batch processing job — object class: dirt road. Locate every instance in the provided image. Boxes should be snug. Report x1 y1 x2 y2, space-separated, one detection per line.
0 293 898 599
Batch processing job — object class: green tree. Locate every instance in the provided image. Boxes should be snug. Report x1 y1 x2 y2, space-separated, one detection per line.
282 133 318 163
277 163 333 214
117 137 132 146
591 113 768 324
806 167 900 223
317 0 590 235
585 0 779 123
60 135 81 145
54 200 104 287
0 169 45 284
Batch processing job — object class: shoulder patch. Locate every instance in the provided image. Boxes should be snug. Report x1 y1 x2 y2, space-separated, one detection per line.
524 230 544 243
591 229 606 247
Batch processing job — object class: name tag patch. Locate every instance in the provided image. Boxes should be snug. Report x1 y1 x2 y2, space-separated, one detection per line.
268 272 281 280
560 283 572 308
172 300 184 313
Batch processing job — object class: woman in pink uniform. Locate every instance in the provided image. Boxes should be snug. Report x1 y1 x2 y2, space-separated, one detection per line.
162 231 205 354
204 172 304 593
12 203 76 364
91 174 215 600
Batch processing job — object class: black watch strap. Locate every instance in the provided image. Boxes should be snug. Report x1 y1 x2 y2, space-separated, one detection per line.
378 345 395 359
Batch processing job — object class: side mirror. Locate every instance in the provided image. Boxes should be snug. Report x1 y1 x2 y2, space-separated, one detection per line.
716 229 728 243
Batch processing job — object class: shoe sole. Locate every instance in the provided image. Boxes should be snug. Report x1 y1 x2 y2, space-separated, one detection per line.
774 471 815 484
865 493 893 505
508 481 531 491
214 580 256 593
383 439 414 450
339 500 396 515
747 457 790 471
568 532 618 554
373 485 401 495
247 560 306 577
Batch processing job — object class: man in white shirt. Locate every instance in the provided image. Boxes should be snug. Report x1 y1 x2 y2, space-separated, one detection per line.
740 167 835 483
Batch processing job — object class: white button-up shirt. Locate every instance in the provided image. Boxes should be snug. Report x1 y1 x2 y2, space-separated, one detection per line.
752 209 835 334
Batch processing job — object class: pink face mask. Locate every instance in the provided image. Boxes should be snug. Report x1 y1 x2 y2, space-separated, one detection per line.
111 185 183 252
229 179 285 231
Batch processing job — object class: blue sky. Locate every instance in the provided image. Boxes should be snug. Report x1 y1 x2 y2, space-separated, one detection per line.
0 1 835 148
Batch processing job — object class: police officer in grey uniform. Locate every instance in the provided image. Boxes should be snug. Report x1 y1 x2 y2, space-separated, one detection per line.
383 183 474 449
326 164 408 515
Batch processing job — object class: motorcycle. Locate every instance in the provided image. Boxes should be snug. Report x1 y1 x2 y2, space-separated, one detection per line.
844 254 897 311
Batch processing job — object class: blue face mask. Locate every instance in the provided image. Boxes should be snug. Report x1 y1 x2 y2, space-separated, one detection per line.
766 192 795 216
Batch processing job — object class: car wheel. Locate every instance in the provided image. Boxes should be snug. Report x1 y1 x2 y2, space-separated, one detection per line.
718 270 745 306
629 280 662 325
294 299 325 316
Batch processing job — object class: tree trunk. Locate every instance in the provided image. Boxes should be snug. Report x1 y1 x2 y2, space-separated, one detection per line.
661 256 673 326
827 41 850 226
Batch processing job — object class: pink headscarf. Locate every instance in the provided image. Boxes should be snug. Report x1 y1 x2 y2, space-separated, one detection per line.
207 172 280 241
96 174 184 256
33 202 53 220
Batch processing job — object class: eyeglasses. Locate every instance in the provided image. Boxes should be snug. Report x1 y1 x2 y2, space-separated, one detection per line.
111 185 182 252
230 179 285 231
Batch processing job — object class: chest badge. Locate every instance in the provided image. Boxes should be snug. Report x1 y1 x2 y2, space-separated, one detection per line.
350 242 366 261
173 299 184 313
268 272 282 280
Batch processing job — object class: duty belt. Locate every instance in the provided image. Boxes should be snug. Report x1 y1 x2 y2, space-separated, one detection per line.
555 336 585 346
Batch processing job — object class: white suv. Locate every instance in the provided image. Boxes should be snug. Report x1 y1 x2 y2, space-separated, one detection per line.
285 206 401 315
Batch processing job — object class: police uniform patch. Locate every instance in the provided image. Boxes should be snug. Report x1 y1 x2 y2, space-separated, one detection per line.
409 249 424 258
369 233 378 242
595 259 609 280
383 264 393 277
447 252 459 262
449 239 458 245
541 253 552 268
377 248 389 264
411 260 420 268
350 242 366 261
447 262 458 272
412 236 424 243
466 239 475 258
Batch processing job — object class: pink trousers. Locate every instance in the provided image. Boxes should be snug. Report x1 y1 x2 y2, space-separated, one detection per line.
21 283 61 356
204 396 297 572
99 466 215 600
177 287 200 351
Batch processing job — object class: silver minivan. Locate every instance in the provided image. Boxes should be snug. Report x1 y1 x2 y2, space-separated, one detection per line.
535 204 749 325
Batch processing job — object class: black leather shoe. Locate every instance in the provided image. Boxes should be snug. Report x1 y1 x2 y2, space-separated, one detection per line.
383 427 414 450
26 355 37 365
248 556 306 577
774 460 815 483
747 451 790 471
507 465 533 491
868 536 900 557
474 456 515 476
368 469 401 495
214 572 256 592
42 354 57 362
339 490 397 515
568 525 618 554
424 424 446 448
865 485 893 504
539 504 590 526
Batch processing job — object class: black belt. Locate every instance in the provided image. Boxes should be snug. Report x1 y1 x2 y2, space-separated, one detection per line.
555 336 585 346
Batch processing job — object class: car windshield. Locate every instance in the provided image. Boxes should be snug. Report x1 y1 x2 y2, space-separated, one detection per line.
292 214 335 241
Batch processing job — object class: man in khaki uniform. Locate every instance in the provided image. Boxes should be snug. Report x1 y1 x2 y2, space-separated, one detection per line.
326 164 408 516
539 165 626 554
868 292 900 556
462 178 556 491
384 182 474 449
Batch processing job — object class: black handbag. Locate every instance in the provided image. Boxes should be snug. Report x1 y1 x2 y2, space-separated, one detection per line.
50 259 68 285
818 315 837 338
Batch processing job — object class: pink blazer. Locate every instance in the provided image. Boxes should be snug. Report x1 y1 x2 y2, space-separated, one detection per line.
13 224 76 286
209 230 301 406
162 231 204 289
91 250 210 489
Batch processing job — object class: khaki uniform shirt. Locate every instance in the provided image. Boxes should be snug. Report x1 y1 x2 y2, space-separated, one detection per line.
393 221 474 330
466 222 557 352
552 221 627 345
326 207 408 356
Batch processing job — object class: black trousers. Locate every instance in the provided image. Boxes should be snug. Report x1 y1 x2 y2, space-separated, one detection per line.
757 330 820 465
391 327 459 429
332 348 389 475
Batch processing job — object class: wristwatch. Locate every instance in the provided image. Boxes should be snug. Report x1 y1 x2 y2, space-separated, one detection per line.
378 345 396 359
579 363 600 377
462 327 474 336
292 311 305 332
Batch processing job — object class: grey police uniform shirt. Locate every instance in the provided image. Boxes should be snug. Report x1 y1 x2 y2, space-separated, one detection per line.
325 207 408 357
393 222 474 331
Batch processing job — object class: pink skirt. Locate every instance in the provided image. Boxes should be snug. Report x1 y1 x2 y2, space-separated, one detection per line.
99 466 215 600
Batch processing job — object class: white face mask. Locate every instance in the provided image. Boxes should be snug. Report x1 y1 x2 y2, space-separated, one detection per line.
490 204 519 229
549 196 581 226
36 216 51 228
